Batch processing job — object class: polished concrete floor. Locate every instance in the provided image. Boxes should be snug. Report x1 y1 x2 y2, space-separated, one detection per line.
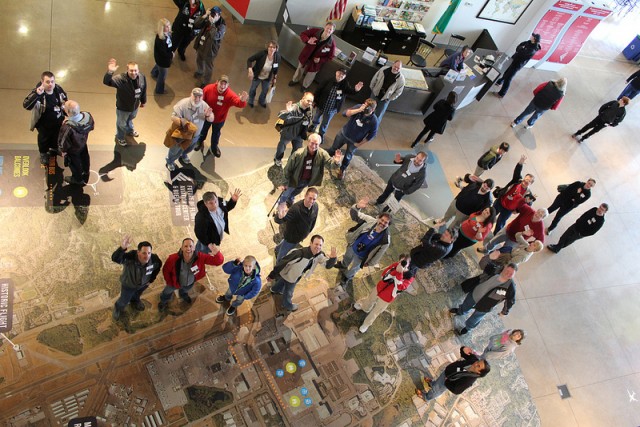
2 1 640 425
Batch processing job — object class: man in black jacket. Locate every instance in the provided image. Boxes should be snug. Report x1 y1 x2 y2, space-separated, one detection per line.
103 59 147 146
274 187 319 262
57 100 95 185
171 0 206 61
111 236 163 320
438 177 494 229
312 68 363 138
417 346 490 401
573 97 630 142
495 34 541 98
408 227 457 276
374 152 428 207
546 179 595 234
548 204 607 253
194 189 241 252
618 69 640 100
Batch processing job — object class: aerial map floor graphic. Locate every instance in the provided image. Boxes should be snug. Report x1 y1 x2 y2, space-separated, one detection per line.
0 146 539 427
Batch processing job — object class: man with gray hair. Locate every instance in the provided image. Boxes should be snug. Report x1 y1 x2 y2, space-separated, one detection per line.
481 204 547 253
165 87 214 171
58 100 95 185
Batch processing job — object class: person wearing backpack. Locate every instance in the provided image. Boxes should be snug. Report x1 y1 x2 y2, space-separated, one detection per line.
511 77 566 129
572 97 630 142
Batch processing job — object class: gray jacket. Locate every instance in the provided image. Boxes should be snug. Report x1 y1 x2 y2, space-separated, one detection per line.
23 83 68 131
268 246 336 283
370 66 405 101
278 103 314 140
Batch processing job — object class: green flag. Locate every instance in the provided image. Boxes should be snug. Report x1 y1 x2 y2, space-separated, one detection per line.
432 0 461 34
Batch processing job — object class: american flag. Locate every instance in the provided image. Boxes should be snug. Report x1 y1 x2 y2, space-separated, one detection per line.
327 0 348 21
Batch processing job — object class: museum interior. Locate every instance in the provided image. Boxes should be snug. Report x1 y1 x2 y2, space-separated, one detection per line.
0 0 640 426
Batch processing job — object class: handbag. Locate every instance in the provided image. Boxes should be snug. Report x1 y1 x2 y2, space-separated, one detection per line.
266 85 275 104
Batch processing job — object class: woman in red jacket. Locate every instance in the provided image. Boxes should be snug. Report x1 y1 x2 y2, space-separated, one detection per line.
354 255 413 333
444 207 496 259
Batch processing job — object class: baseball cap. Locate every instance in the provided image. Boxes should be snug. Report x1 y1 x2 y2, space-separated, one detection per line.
337 68 348 75
219 74 229 83
192 88 203 96
532 33 541 43
211 6 222 14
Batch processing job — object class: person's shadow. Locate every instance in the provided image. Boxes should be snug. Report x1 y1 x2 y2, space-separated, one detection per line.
99 141 147 181
45 158 91 224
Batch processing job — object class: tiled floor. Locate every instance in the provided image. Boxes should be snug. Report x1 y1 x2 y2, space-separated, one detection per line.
2 1 640 425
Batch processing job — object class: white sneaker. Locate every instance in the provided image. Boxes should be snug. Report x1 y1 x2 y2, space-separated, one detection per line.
274 159 282 167
354 302 362 311
454 176 463 189
359 325 368 333
510 122 517 128
525 124 533 129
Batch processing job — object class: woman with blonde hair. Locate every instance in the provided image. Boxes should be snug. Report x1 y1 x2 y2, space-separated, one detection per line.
511 77 566 129
151 18 173 94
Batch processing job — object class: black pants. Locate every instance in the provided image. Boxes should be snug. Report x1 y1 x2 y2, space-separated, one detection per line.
444 233 475 259
555 224 583 251
37 125 61 154
67 145 91 183
414 127 437 143
576 117 606 140
497 61 524 97
172 27 195 56
375 181 405 205
547 196 573 231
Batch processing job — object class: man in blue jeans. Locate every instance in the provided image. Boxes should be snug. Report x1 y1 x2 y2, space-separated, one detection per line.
267 235 337 312
312 68 364 138
327 98 379 180
111 236 162 320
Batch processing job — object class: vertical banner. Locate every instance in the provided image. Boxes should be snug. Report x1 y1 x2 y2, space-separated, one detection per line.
531 9 573 60
226 0 250 18
0 279 14 333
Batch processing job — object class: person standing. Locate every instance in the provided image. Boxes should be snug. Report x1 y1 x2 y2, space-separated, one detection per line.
171 0 206 61
336 199 392 286
461 141 509 181
374 152 428 207
217 256 262 315
159 238 224 312
288 22 336 92
57 100 95 185
165 87 214 171
369 60 405 121
326 99 379 180
547 203 608 253
111 236 162 321
618 69 640 100
572 97 629 143
416 346 490 401
439 46 472 72
495 34 541 98
546 179 595 234
480 205 547 253
103 59 147 146
411 91 457 147
23 71 68 165
479 329 526 360
436 177 494 230
278 134 341 205
246 40 280 108
193 6 226 88
312 68 363 138
408 227 456 276
491 156 534 233
449 263 518 335
511 77 566 129
444 207 495 259
151 18 174 95
354 255 414 333
267 235 337 312
273 93 315 167
194 189 241 252
274 187 319 262
197 75 248 158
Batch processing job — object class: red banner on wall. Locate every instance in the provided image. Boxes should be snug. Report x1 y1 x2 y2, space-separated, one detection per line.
548 16 601 64
227 0 250 18
532 10 573 60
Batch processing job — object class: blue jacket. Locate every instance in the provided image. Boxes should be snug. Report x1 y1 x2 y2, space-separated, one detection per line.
342 106 378 142
222 260 262 299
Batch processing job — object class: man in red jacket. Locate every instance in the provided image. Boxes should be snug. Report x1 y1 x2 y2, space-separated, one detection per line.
195 74 248 158
288 22 336 93
159 237 224 312
482 204 547 253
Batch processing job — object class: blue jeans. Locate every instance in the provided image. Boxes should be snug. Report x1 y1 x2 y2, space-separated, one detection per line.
493 199 513 234
115 108 138 140
115 284 149 311
458 291 488 330
279 180 310 205
160 283 193 303
374 96 390 121
224 290 245 307
276 239 298 262
342 245 363 280
484 228 518 252
196 241 211 254
248 78 270 105
327 131 357 172
166 137 199 166
199 121 225 151
312 108 337 136
619 83 639 100
423 368 448 400
274 134 303 161
514 101 546 126
151 64 169 94
271 277 297 310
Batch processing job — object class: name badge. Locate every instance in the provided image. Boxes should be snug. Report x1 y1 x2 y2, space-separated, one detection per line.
580 193 585 198
54 106 61 112
190 265 200 274
273 63 279 68
356 119 363 127
496 289 507 296
167 40 172 48
217 101 223 106
200 38 204 45
218 95 224 100
146 265 154 275
336 95 342 100
336 90 343 95
302 120 309 126
135 88 141 93
321 47 330 53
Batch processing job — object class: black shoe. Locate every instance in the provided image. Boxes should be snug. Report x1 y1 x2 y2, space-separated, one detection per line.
259 101 267 108
455 327 468 336
158 302 168 312
215 295 226 303
179 52 186 61
181 295 192 304
300 85 306 93
64 176 84 185
333 261 345 270
214 146 221 158
547 244 559 254
115 137 127 147
449 308 459 315
226 306 237 316
248 102 254 108
131 301 145 311
193 140 204 152
112 306 122 320
286 304 299 312
39 153 49 165
410 140 418 149
288 80 297 87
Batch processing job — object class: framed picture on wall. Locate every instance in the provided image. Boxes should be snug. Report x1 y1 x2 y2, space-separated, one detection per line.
476 0 534 25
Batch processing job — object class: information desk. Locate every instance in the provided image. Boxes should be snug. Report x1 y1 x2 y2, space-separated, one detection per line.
341 14 426 56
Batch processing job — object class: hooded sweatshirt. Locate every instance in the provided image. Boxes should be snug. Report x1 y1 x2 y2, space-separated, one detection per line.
58 112 95 154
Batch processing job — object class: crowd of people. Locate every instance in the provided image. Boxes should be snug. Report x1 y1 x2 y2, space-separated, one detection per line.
21 4 632 404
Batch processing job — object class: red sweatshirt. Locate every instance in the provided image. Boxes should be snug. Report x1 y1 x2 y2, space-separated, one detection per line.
203 83 247 123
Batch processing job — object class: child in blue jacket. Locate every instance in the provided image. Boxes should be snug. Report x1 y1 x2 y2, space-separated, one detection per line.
217 256 262 315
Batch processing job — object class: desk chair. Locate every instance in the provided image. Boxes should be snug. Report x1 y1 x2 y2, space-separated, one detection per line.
436 34 466 64
408 39 436 68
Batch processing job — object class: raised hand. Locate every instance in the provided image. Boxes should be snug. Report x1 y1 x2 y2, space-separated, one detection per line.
356 198 369 209
355 81 364 91
121 235 132 250
231 188 242 201
240 91 249 102
329 246 337 258
208 243 219 254
107 58 119 73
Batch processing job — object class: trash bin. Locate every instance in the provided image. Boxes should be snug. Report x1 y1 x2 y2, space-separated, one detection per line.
622 35 640 61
